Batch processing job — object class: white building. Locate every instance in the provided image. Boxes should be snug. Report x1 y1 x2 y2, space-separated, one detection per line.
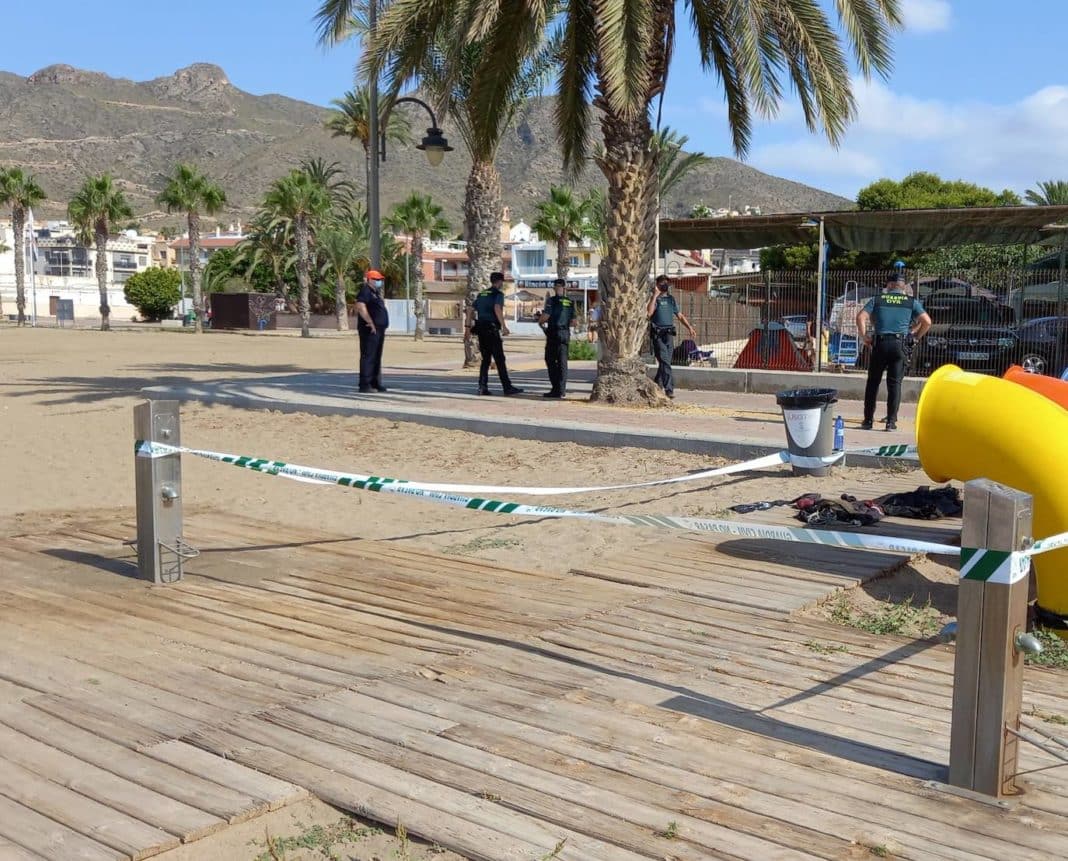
0 220 159 323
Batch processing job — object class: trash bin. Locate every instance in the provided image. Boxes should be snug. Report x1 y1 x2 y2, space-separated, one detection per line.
775 387 839 476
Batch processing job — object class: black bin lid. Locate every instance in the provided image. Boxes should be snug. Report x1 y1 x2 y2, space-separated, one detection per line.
776 387 838 408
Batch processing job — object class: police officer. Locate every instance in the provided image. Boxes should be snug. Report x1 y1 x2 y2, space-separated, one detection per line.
465 271 523 396
646 274 697 399
537 278 577 398
355 268 389 393
855 274 932 430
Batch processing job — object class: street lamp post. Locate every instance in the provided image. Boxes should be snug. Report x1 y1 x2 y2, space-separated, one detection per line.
366 92 453 270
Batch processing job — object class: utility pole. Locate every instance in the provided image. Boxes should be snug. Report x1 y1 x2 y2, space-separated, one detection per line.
367 0 381 270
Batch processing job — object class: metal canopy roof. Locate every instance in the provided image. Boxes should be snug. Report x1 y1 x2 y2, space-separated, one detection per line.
659 205 1068 252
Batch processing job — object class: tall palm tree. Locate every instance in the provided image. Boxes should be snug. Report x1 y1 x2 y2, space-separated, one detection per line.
264 170 331 337
156 163 226 334
384 192 450 340
0 167 46 326
531 186 591 281
316 1 557 367
1025 180 1068 206
324 88 411 193
364 0 900 404
68 174 133 331
655 127 713 200
317 219 366 331
235 210 296 305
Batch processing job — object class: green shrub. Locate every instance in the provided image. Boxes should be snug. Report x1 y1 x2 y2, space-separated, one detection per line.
123 267 183 321
568 339 598 360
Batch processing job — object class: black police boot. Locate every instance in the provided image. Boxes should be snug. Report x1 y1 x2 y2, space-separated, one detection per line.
478 387 492 396
860 419 874 430
885 419 897 431
542 390 561 398
503 386 524 396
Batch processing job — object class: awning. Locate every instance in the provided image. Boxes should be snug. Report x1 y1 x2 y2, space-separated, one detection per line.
660 205 1068 252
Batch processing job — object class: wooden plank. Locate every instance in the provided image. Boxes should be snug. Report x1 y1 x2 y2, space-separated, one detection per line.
362 676 1064 861
0 720 224 842
0 836 44 861
0 796 121 861
25 695 172 751
141 740 306 811
0 758 178 860
0 705 268 824
272 699 846 860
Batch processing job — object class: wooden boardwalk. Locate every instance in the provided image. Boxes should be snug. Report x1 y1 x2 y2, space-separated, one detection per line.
1 510 1067 860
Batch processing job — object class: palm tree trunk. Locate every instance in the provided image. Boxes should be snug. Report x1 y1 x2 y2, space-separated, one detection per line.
589 109 663 405
188 210 204 334
462 160 502 367
413 233 426 341
95 224 111 331
335 272 349 330
11 207 25 326
295 216 311 338
557 234 569 281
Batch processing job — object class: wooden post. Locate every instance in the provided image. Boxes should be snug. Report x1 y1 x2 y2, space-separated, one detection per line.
134 400 184 584
949 478 1032 797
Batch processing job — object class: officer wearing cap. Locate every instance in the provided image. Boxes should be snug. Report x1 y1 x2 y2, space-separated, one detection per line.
537 278 577 398
855 273 931 430
355 269 390 393
465 271 523 396
647 274 697 399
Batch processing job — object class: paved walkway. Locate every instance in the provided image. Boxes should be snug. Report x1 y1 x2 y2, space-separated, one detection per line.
146 359 918 466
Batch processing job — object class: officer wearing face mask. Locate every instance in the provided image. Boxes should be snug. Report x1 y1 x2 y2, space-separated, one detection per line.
355 269 390 393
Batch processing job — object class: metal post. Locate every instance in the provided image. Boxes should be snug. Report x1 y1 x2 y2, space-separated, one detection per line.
1055 233 1066 375
405 249 411 332
814 217 827 372
367 0 381 271
134 400 194 584
949 478 1032 797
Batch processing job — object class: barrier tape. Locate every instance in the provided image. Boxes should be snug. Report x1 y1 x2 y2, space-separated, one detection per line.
960 548 1031 585
135 440 960 557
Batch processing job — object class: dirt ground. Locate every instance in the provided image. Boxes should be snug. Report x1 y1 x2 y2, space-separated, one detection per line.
1 325 965 859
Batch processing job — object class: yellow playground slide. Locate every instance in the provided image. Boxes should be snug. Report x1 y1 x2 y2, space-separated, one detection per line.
918 364 1068 631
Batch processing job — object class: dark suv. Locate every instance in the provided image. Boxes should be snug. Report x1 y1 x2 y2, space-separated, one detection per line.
909 292 1017 376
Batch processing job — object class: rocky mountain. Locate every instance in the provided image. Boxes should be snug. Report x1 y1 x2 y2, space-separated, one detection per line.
0 63 853 229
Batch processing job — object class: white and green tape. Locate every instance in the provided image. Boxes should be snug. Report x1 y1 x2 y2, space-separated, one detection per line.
135 440 959 557
960 547 1032 585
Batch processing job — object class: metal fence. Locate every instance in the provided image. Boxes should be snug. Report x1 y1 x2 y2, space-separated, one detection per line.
671 267 1068 378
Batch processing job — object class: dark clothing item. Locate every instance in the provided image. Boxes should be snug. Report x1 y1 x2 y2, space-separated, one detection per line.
864 336 907 423
650 325 675 395
545 330 570 395
873 485 963 519
473 287 505 324
862 290 924 336
356 284 389 329
358 324 386 390
542 294 576 328
794 495 884 528
474 322 514 391
650 292 679 328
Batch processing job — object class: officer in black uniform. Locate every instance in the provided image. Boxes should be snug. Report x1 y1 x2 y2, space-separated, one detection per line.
537 278 577 398
646 274 697 399
855 274 932 430
355 268 389 393
464 271 523 396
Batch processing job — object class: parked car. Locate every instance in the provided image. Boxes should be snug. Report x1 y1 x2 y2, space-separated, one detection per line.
1013 316 1068 377
909 294 1017 376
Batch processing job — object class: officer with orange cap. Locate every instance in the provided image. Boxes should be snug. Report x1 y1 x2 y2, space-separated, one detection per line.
356 269 389 393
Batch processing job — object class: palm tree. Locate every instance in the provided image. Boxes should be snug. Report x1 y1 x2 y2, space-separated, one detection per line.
317 2 557 367
156 164 226 334
1025 180 1068 206
300 157 356 208
655 128 713 200
264 170 331 337
317 219 366 330
235 210 296 305
364 0 900 404
531 186 591 281
384 192 450 340
324 88 411 193
68 174 133 331
690 203 715 219
0 167 46 326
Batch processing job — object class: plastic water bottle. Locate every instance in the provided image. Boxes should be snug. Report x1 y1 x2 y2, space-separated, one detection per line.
833 415 845 451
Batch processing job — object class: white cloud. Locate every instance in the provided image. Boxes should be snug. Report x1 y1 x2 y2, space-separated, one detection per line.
900 0 952 33
739 80 1068 198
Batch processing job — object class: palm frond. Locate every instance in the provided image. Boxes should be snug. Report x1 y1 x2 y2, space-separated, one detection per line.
592 0 654 120
556 0 597 173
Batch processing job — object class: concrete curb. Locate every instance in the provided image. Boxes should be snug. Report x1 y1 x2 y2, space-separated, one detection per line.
663 365 927 402
143 385 918 471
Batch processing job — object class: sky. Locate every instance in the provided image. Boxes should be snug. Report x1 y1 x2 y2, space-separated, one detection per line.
3 0 1066 202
